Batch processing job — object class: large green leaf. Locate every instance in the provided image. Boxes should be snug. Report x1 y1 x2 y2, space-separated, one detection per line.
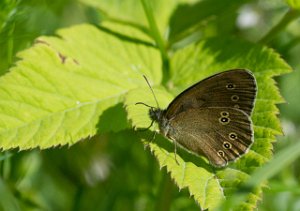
125 38 291 209
0 24 161 149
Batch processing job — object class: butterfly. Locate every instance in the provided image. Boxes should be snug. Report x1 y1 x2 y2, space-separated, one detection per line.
137 69 257 167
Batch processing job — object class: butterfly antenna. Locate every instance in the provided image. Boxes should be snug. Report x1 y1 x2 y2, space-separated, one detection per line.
142 75 160 108
135 102 155 108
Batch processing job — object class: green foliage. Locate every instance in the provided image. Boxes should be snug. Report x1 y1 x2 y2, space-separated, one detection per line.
0 0 299 210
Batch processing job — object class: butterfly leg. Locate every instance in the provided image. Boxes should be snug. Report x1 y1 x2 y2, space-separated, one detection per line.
171 138 179 165
144 131 157 150
135 120 155 149
136 120 154 132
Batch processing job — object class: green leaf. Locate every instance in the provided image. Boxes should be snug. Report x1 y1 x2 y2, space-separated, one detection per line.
0 24 161 149
150 136 225 210
125 37 291 209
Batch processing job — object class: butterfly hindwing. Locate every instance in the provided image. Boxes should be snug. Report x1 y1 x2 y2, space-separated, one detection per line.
167 107 253 167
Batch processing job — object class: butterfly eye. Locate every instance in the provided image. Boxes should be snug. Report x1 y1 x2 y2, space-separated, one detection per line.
229 132 238 140
223 142 232 149
219 117 230 125
226 83 236 90
231 95 239 101
218 150 225 157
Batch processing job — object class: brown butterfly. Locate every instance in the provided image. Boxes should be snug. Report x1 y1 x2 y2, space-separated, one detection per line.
137 69 257 167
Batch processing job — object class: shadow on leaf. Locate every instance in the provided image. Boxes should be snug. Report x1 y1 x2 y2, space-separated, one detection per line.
137 129 215 173
97 103 129 133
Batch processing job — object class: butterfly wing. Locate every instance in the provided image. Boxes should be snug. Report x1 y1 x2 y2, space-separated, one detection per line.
165 69 257 118
167 107 253 167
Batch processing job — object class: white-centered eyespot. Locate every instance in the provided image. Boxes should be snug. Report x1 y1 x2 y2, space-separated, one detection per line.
229 132 238 140
226 83 236 90
223 141 232 149
219 117 230 125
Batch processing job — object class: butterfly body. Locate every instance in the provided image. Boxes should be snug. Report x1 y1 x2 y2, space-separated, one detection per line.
148 69 257 167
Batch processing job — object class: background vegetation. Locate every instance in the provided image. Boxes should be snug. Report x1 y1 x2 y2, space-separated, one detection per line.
0 0 300 210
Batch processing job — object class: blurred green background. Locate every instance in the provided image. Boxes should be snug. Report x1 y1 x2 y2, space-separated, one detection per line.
1 0 300 210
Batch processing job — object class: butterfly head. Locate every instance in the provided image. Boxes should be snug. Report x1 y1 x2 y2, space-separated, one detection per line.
149 107 170 137
149 108 164 122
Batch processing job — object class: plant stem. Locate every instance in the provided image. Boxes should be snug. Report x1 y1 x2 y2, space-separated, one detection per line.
140 0 169 84
259 9 300 44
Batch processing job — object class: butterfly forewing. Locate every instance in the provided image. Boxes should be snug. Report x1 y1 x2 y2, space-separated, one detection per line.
165 69 257 118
